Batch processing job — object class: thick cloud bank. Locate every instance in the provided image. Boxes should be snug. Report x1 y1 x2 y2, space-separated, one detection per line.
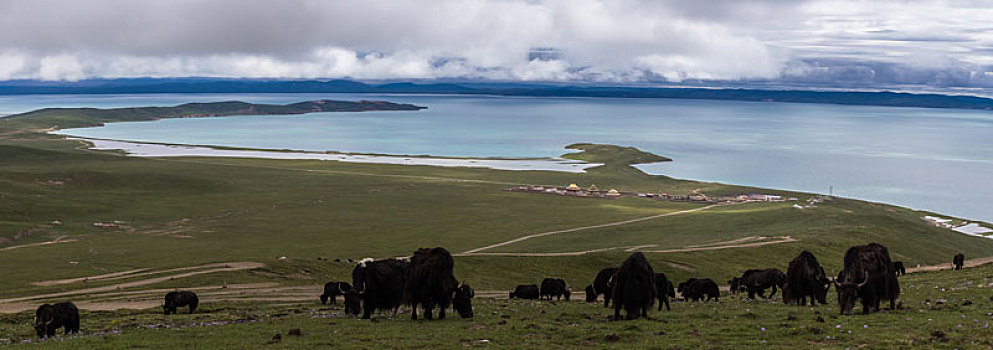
0 0 991 87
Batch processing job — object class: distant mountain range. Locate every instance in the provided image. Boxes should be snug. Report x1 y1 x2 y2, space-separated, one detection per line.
2 78 993 110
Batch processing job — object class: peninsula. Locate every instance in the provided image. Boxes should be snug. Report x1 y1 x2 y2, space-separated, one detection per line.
0 99 426 132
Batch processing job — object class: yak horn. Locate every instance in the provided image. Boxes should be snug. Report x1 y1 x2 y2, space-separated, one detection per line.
856 270 869 288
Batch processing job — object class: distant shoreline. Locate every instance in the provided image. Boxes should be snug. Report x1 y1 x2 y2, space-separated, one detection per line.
56 135 560 161
3 79 993 110
68 138 604 173
0 99 426 131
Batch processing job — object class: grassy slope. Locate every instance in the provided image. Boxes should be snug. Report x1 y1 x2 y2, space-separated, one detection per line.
1 107 992 347
1 137 991 296
0 100 424 132
2 262 992 349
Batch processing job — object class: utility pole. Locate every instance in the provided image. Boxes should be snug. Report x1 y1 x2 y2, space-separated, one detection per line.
829 186 833 197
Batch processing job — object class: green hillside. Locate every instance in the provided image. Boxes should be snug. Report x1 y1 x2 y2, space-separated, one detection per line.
1 103 992 348
0 100 424 133
1 136 989 294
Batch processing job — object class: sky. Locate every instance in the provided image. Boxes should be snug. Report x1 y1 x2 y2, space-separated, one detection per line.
1 0 992 88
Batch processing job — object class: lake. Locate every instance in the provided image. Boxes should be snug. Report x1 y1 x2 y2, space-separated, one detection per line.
5 93 991 222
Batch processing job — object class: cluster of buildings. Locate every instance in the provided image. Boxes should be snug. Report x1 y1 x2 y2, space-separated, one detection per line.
507 184 623 199
506 183 792 204
92 221 125 228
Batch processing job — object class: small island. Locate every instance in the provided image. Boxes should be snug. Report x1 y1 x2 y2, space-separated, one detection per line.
0 100 426 132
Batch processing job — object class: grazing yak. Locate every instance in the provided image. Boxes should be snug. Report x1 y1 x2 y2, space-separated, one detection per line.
677 278 719 302
784 251 831 306
585 267 618 307
953 253 965 270
405 247 461 320
654 272 676 311
509 284 540 299
728 277 744 294
835 243 900 315
892 261 906 276
343 290 362 316
539 278 570 301
320 281 352 305
611 252 656 320
730 269 785 300
163 291 199 315
34 302 79 338
452 283 475 319
350 257 410 319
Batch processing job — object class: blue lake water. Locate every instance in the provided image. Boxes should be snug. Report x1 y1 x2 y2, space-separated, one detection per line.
4 93 991 222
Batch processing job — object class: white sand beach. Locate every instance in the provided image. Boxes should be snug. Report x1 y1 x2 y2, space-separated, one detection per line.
79 139 602 173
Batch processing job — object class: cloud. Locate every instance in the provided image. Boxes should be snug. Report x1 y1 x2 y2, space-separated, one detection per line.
0 0 989 87
0 0 784 81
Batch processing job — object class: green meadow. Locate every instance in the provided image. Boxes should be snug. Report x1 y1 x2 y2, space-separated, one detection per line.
2 259 991 349
1 106 992 348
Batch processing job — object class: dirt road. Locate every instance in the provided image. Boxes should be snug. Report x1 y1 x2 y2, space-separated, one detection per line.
459 236 797 258
906 256 993 274
0 262 264 305
459 203 728 255
0 236 76 252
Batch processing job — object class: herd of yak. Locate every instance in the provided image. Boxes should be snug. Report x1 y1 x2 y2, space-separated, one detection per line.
30 244 969 338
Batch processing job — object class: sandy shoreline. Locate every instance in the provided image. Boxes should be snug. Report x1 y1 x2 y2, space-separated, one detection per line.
75 138 603 173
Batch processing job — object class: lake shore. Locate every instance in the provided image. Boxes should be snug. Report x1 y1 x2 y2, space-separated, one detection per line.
10 92 992 223
74 138 603 173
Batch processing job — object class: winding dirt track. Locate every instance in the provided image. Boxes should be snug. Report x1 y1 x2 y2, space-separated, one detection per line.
30 268 151 287
643 236 797 253
0 262 264 305
0 236 77 252
458 236 797 257
27 262 268 287
458 203 726 255
906 256 993 274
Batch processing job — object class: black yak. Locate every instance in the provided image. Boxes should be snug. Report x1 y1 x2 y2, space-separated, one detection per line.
163 291 199 315
953 253 965 270
677 278 719 302
654 272 675 311
892 261 906 276
452 283 475 319
320 281 352 305
405 247 459 320
509 284 539 299
34 302 79 338
539 278 570 301
585 267 618 307
351 257 410 319
835 243 901 315
784 251 830 306
731 269 785 299
611 252 656 320
343 290 362 316
728 277 744 294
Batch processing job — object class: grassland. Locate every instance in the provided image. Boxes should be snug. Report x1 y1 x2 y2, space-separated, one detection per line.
2 261 992 349
1 103 992 348
2 137 989 290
